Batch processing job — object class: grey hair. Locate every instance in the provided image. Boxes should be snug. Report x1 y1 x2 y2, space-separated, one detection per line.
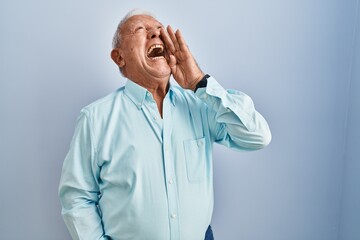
112 9 155 49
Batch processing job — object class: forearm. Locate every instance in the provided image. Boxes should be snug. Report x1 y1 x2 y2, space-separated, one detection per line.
59 167 106 240
60 190 106 240
195 76 271 150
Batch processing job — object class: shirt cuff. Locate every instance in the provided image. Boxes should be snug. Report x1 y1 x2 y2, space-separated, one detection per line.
195 76 256 131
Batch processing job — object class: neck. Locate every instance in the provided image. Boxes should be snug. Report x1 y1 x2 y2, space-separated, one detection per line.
130 76 170 118
148 82 169 118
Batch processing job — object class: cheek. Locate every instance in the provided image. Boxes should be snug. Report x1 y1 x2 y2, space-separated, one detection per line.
129 42 142 53
124 46 139 58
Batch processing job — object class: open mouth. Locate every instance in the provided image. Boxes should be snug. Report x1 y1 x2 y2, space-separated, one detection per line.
147 44 165 60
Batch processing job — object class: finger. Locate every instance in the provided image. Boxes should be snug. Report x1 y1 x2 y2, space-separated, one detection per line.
169 55 177 77
168 54 177 68
175 29 189 52
167 25 181 52
160 27 175 54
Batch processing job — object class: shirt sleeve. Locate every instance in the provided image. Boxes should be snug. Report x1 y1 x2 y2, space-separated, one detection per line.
195 76 272 150
58 110 107 240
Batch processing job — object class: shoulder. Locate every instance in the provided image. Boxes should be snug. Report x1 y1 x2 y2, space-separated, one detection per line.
80 86 125 117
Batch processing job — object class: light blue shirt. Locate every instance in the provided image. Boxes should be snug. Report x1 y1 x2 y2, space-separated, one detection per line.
58 76 271 240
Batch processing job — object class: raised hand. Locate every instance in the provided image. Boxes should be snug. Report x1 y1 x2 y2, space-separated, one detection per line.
161 25 204 91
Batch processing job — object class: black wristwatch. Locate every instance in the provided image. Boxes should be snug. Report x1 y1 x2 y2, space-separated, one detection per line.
194 74 210 92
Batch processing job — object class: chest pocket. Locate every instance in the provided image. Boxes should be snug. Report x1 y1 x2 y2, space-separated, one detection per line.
183 137 206 183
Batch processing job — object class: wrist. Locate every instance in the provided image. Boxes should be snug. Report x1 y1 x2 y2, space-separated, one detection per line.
189 73 205 91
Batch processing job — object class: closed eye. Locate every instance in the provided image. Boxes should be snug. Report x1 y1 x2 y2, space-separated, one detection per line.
135 26 145 32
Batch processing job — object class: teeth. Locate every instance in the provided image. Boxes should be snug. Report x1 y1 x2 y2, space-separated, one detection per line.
151 56 164 60
147 44 164 55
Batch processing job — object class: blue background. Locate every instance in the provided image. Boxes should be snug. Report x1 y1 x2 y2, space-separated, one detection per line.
1 0 359 239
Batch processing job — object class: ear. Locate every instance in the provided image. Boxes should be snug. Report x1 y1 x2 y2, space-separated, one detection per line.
111 49 125 68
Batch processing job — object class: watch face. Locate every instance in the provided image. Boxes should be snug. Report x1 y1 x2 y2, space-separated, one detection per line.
199 76 209 87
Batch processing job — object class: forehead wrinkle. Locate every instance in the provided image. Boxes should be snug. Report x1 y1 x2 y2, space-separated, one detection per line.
117 15 164 46
122 16 163 33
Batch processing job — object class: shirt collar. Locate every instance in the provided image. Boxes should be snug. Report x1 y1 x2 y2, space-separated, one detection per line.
168 84 176 106
124 80 176 109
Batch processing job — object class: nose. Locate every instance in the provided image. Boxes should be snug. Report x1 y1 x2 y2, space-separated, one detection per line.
147 28 161 39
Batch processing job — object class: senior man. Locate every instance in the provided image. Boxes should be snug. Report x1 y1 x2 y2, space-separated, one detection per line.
59 10 271 240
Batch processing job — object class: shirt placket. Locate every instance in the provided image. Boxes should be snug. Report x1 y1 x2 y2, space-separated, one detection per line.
162 94 180 240
142 92 163 142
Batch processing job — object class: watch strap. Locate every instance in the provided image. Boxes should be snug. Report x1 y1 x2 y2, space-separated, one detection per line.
194 74 210 92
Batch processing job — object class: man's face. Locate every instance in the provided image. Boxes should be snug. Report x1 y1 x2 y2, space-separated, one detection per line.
116 15 171 83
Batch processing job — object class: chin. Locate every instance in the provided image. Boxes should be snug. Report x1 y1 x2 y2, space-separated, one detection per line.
154 71 171 80
147 63 171 78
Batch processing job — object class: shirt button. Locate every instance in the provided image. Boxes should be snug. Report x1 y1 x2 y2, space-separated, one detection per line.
171 213 177 219
153 116 157 120
168 178 173 184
